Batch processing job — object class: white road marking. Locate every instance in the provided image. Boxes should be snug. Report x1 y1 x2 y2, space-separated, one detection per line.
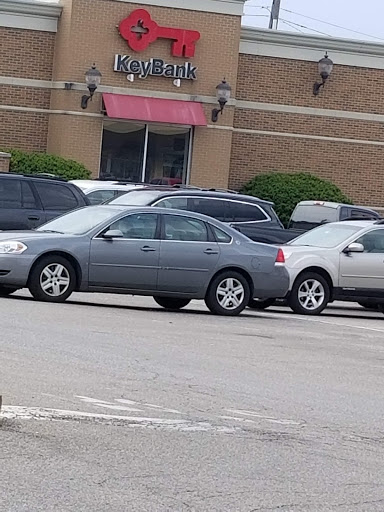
258 311 384 334
143 403 183 414
76 395 142 412
114 399 140 405
77 396 183 415
1 406 240 434
226 409 302 426
220 415 256 424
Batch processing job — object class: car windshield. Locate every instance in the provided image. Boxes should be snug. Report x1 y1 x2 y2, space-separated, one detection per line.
289 224 362 248
289 205 338 229
36 207 120 235
108 190 165 205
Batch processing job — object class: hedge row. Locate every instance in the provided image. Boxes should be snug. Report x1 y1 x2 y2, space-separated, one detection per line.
241 172 351 226
1 148 91 180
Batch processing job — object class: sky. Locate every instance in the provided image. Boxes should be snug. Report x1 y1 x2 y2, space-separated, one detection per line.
242 0 384 43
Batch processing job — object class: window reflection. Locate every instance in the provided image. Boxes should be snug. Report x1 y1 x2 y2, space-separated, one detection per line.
100 122 190 184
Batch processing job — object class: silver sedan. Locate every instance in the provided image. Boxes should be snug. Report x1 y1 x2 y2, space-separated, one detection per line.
0 206 289 316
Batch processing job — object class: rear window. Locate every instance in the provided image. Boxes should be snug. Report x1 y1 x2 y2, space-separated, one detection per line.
189 198 232 222
289 205 338 229
231 202 268 222
34 182 79 211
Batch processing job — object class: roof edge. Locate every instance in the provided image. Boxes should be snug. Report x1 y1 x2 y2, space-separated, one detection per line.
240 26 384 57
0 0 62 18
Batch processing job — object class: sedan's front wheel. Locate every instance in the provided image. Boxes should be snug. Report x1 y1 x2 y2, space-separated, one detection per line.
28 256 76 303
153 297 191 310
289 272 330 315
205 271 250 316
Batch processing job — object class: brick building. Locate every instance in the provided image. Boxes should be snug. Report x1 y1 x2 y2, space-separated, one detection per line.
1 0 384 205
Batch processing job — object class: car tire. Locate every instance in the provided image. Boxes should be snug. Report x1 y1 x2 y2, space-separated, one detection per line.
0 286 19 297
248 298 275 310
289 272 330 316
205 271 250 316
153 297 191 310
28 256 76 303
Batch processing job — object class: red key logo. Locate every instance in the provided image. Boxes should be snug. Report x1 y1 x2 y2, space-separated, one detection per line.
119 9 201 58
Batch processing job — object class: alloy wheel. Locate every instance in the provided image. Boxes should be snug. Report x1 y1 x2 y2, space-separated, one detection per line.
40 263 71 297
298 279 325 311
216 278 245 311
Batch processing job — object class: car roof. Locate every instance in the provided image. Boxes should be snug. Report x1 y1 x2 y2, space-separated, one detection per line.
114 187 274 206
83 184 139 192
330 220 380 228
296 200 376 211
0 172 68 183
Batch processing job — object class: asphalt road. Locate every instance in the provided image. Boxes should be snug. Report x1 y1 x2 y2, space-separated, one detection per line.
2 292 384 511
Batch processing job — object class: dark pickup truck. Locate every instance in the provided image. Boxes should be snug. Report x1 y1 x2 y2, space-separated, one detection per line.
105 188 381 245
237 200 381 244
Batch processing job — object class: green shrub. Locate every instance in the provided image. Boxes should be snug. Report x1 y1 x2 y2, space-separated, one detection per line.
1 148 91 180
241 172 351 226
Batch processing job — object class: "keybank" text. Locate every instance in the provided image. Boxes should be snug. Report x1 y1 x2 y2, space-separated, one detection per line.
114 55 198 80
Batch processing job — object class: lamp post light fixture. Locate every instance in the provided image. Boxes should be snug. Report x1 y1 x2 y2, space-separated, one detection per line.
81 64 102 109
313 53 334 96
212 79 232 123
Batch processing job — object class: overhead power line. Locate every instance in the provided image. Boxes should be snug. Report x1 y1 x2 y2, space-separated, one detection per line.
278 17 331 37
243 3 384 42
278 7 384 42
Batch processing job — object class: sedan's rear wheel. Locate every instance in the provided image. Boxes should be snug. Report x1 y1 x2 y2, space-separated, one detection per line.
153 297 191 310
205 271 250 316
289 272 330 315
29 256 76 303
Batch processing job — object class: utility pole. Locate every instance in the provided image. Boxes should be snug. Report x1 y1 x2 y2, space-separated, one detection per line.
269 0 281 29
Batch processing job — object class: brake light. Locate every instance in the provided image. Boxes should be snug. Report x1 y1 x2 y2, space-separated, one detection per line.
275 248 285 263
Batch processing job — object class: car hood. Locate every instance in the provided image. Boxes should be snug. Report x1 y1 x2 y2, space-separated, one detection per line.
282 245 334 257
0 231 77 242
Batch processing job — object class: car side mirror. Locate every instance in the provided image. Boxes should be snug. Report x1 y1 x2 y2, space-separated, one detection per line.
103 229 124 239
344 242 364 254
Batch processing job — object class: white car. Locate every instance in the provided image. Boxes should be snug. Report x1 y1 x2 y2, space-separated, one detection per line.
279 220 384 315
70 180 142 205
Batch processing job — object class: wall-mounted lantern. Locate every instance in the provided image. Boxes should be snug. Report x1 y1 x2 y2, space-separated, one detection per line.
81 64 102 109
212 79 232 123
313 53 334 96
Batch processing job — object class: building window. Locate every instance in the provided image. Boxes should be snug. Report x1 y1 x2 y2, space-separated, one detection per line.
100 121 191 184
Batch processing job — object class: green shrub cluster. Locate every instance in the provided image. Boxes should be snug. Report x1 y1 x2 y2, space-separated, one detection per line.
241 172 351 226
1 148 91 181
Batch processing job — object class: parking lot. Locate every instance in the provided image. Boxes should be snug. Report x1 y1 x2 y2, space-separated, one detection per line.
2 292 384 511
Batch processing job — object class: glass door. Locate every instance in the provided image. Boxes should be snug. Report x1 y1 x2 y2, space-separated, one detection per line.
144 125 191 185
100 121 146 182
100 121 191 184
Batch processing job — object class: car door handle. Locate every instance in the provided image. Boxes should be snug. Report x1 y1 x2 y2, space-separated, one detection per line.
141 246 157 252
204 249 219 255
28 216 40 221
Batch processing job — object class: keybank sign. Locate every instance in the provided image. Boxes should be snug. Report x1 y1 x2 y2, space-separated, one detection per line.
114 55 198 80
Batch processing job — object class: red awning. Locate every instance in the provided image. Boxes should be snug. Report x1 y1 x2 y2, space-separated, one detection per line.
103 93 207 126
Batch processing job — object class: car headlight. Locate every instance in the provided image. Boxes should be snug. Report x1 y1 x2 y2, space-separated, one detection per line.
0 241 27 254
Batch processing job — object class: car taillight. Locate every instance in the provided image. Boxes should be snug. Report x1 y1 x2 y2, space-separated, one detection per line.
275 248 285 263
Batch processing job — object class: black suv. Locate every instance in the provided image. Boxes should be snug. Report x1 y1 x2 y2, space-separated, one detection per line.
105 186 295 243
0 173 89 230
